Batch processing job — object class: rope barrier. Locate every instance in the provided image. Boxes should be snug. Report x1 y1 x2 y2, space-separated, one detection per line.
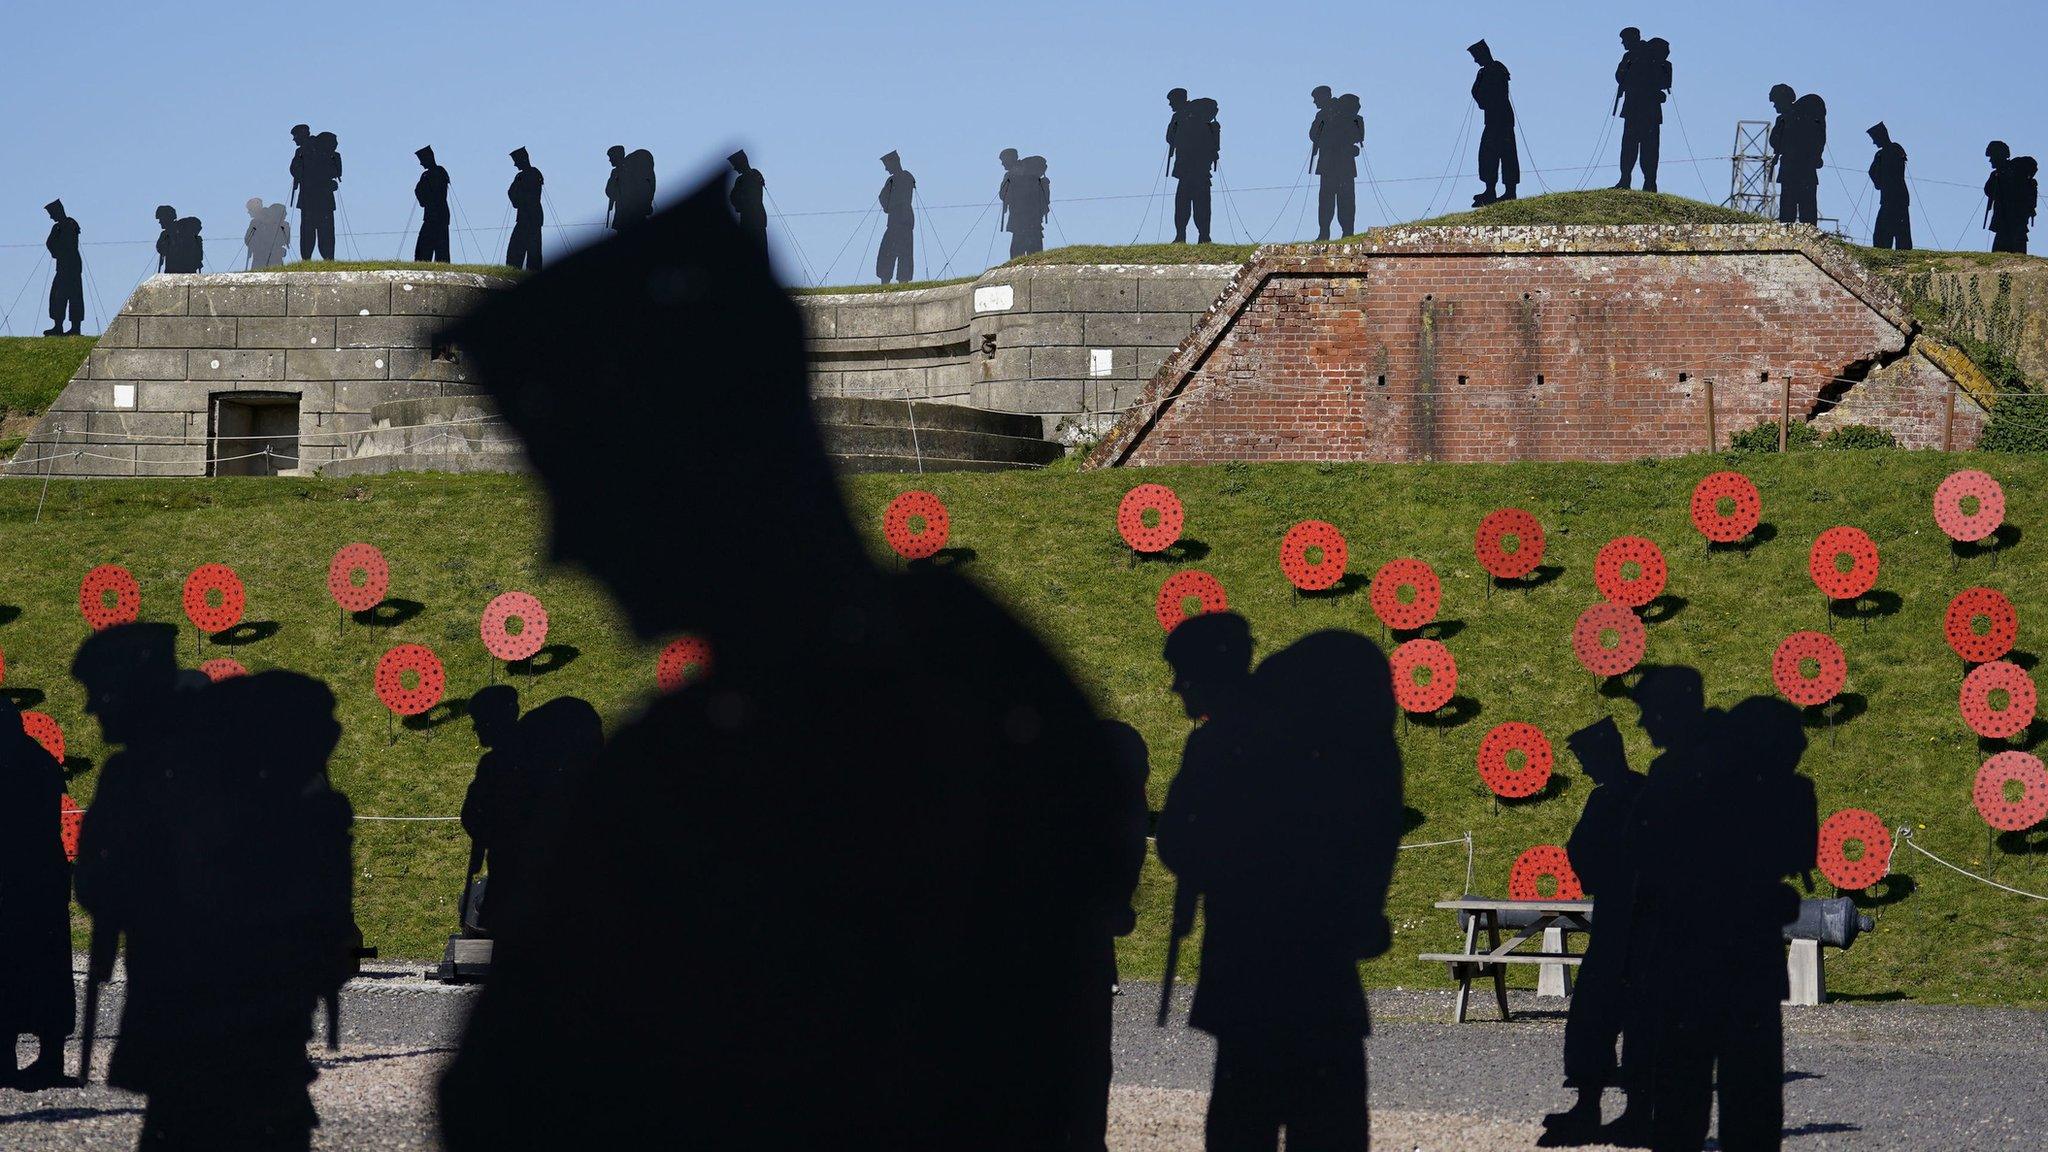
1894 827 2048 902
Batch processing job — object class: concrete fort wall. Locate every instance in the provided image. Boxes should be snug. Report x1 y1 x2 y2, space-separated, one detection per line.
795 263 1237 443
9 270 500 477
1089 225 1990 468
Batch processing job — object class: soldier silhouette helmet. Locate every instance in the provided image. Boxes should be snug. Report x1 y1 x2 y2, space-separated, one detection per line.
510 147 530 166
728 150 750 172
45 199 64 220
880 150 902 171
1167 87 1187 108
1620 26 1640 44
1311 84 1333 104
1468 39 1492 63
154 205 176 226
1868 122 1890 144
608 145 626 165
1988 140 2011 163
417 146 436 166
291 123 310 143
1769 83 1797 112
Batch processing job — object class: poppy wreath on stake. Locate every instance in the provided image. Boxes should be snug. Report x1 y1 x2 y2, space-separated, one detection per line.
22 712 63 764
1933 469 2005 544
1508 844 1583 900
1593 536 1667 609
1477 722 1553 799
1689 471 1762 544
1370 558 1440 632
883 490 950 561
1959 660 2037 741
657 635 714 693
1973 751 2048 832
181 563 246 635
1474 508 1546 581
1816 809 1891 890
1808 526 1879 602
1771 631 1847 708
1116 484 1184 554
60 795 83 863
79 564 141 631
1944 587 2018 665
481 591 550 662
1279 520 1348 592
1388 638 1457 714
375 643 447 717
328 542 390 614
199 658 248 683
1155 571 1228 633
1572 602 1646 679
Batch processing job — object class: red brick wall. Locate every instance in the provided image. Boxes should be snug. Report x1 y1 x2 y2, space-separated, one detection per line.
1110 247 1984 465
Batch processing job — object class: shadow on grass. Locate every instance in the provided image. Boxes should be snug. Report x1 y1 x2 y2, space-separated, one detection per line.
1498 773 1571 807
507 644 580 677
913 547 977 571
1803 692 1868 732
1401 804 1426 834
0 605 20 626
62 755 94 780
356 598 425 628
1416 619 1466 643
1705 520 1778 557
1641 594 1688 624
1950 522 2022 566
1 686 46 709
1410 695 1480 730
1848 872 1915 908
402 696 468 732
211 620 280 646
1829 589 1903 626
1826 991 1909 1004
1994 829 2048 856
1131 538 1211 564
1297 573 1365 601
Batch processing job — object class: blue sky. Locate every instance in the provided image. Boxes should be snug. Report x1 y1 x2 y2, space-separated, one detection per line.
1 0 2041 331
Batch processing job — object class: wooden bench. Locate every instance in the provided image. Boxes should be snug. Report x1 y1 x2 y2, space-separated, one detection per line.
1419 898 1593 1022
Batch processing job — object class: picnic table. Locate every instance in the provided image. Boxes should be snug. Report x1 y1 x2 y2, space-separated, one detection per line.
1419 897 1593 1023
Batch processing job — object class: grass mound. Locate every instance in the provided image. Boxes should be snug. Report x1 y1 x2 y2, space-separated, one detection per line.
9 455 2045 1005
0 337 94 417
248 261 521 278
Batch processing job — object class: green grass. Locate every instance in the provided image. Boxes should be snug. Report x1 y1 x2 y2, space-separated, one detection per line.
252 261 520 278
0 337 94 416
11 455 2047 1006
792 275 979 296
1409 189 1764 228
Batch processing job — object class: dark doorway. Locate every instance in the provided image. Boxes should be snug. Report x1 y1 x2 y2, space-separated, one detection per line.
210 393 301 476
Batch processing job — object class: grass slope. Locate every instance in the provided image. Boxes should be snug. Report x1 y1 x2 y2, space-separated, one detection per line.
8 455 2045 1006
0 336 94 416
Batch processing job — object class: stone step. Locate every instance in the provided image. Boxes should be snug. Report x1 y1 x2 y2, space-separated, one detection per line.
816 421 1064 468
829 453 1047 475
320 450 527 477
812 396 1045 441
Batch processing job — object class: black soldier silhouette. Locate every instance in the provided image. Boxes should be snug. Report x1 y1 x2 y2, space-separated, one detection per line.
458 684 522 935
42 199 83 336
875 150 917 282
1769 85 1826 225
244 197 290 270
1156 615 1403 1151
1994 153 2038 254
1867 123 1912 250
1984 141 2013 249
605 146 657 232
728 150 768 247
1165 89 1221 243
1613 29 1672 192
1538 717 1647 1147
289 125 342 261
1469 41 1519 206
435 172 1131 1150
506 147 545 271
415 146 453 263
0 699 75 1089
154 205 204 274
998 147 1052 258
1308 87 1362 240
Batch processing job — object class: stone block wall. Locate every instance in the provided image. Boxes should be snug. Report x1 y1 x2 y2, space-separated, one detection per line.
1091 226 1990 467
9 270 502 477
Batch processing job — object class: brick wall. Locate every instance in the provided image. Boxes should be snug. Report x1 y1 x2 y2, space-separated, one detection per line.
1092 226 1990 467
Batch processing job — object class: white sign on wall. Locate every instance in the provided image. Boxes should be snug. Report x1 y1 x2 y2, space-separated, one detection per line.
112 384 137 410
973 284 1015 313
1089 348 1115 378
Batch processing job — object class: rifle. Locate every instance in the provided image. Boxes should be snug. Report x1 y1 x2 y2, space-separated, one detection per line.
77 921 117 1084
1155 882 1197 1027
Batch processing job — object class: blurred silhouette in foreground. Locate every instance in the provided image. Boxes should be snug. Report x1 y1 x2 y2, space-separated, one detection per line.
727 150 768 248
436 170 1132 1149
1165 88 1220 243
998 148 1052 258
458 684 522 936
0 699 74 1089
1538 716 1644 1146
1308 87 1362 240
506 148 545 271
1866 123 1911 250
245 197 290 270
1468 40 1518 206
875 150 916 282
414 146 452 263
43 199 83 335
1613 28 1671 192
1769 85 1825 225
1157 614 1403 1151
155 205 203 274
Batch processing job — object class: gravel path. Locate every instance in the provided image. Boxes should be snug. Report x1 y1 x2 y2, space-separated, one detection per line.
3 964 2041 1149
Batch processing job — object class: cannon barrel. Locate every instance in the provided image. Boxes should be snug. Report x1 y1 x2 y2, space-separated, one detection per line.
1458 897 1873 949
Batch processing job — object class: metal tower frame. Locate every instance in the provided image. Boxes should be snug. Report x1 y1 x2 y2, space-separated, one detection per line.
1727 120 1777 219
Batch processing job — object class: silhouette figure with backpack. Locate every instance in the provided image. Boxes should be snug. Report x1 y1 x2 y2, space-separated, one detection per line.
998 148 1052 258
244 197 290 270
1994 154 2038 254
1308 87 1363 240
290 125 342 261
1157 615 1403 1151
1613 29 1672 192
155 205 203 273
606 146 658 232
1165 88 1221 243
1769 86 1825 225
435 172 1132 1150
1469 40 1519 206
